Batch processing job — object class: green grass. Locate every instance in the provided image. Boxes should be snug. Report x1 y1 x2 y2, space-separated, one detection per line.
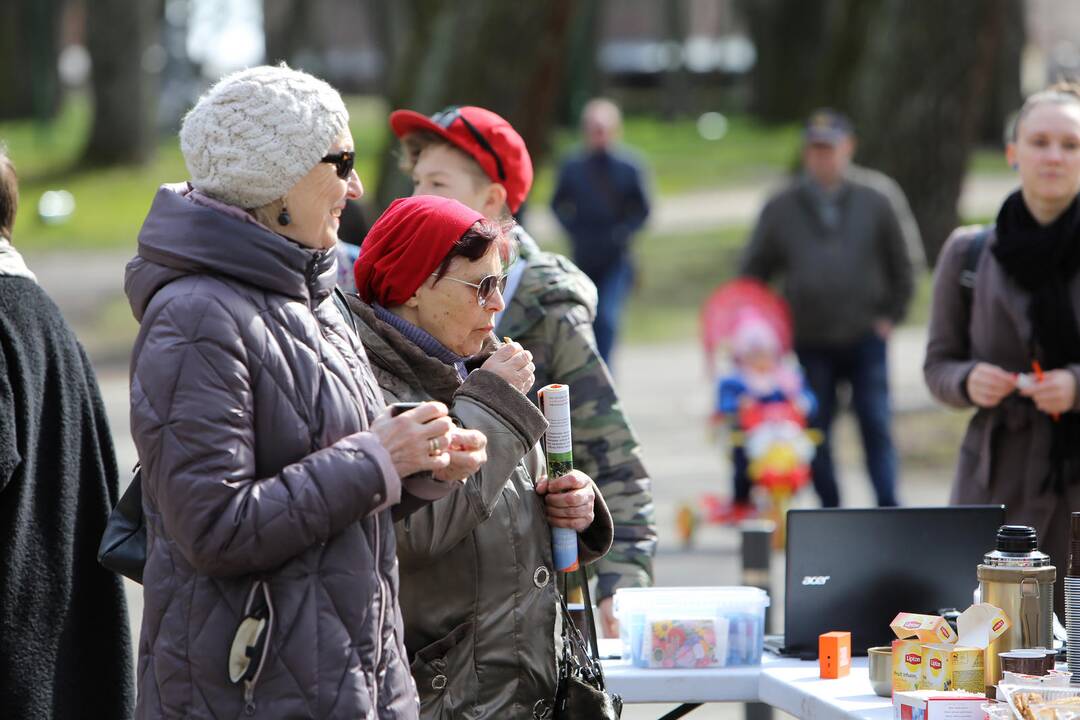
531 114 803 202
1 94 394 251
0 94 1008 349
968 146 1012 175
1 95 806 252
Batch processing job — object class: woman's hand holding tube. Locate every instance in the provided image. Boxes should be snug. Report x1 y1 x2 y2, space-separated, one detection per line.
534 470 596 531
370 401 455 478
432 427 488 484
1019 368 1077 416
480 341 535 394
965 362 1017 408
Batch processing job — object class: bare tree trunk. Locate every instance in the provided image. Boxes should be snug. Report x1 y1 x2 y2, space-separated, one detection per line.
263 0 314 66
852 0 1009 265
0 0 62 121
558 0 603 126
82 0 162 166
661 0 691 121
977 0 1024 147
736 0 833 123
374 0 580 211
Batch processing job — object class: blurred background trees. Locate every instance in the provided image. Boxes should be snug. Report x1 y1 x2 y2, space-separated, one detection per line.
5 0 1080 263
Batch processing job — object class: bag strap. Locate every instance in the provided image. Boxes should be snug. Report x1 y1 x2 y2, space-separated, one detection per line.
959 226 991 312
576 565 601 661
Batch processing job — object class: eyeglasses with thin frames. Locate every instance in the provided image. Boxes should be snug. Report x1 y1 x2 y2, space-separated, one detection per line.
321 150 356 180
430 106 507 181
429 271 509 308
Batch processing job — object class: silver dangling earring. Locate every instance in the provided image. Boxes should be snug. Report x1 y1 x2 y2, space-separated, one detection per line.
277 205 291 226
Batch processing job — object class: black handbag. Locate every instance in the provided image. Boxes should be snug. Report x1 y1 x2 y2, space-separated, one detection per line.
553 567 622 720
97 465 146 583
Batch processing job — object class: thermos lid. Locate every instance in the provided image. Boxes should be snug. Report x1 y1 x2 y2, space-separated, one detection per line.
982 525 1052 567
996 525 1037 553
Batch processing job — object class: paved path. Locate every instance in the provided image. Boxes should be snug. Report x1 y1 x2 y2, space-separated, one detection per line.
26 172 1019 316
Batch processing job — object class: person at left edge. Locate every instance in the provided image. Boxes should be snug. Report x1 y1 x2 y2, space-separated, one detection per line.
350 194 614 719
0 149 134 718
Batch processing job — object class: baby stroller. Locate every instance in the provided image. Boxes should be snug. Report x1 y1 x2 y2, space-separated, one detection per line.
677 279 817 548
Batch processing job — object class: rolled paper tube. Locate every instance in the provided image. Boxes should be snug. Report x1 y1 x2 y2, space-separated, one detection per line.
538 384 579 573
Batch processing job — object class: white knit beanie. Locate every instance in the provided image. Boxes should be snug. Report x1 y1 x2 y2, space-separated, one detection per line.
179 64 350 209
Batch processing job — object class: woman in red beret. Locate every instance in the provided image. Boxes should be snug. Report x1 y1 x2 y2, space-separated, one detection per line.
349 194 613 719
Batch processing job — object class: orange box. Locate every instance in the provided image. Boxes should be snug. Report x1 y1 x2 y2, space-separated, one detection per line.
819 631 851 679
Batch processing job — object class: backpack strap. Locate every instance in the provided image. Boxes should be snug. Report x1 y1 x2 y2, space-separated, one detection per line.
959 225 992 311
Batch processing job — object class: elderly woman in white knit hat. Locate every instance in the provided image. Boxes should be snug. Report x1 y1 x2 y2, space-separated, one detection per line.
125 64 485 719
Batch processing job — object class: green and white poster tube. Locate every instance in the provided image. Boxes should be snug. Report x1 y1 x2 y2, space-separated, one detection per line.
537 383 579 573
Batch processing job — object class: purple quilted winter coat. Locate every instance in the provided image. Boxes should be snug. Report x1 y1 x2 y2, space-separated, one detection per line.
125 184 419 719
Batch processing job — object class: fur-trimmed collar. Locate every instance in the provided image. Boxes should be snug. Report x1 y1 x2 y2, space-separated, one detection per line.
0 237 36 281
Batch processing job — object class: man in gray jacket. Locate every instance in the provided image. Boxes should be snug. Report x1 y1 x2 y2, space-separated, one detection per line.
739 109 921 508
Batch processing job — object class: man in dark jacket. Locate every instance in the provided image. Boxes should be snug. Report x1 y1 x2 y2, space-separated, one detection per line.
551 98 650 364
0 150 134 718
739 109 921 508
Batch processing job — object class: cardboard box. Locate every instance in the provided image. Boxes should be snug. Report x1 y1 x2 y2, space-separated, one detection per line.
892 690 985 720
819 631 851 679
891 613 956 692
921 605 1009 694
889 606 1009 694
921 645 982 693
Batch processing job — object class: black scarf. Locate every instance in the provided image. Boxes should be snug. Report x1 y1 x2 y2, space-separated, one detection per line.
992 190 1080 493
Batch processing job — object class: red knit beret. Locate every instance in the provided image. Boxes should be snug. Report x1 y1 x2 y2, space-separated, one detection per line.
354 195 484 306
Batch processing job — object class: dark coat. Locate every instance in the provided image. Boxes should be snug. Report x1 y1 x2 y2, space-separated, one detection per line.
740 167 920 346
924 225 1080 611
0 272 134 718
550 148 650 278
350 299 613 720
126 185 418 719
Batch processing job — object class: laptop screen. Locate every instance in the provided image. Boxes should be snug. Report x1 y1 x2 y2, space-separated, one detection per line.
782 506 1006 658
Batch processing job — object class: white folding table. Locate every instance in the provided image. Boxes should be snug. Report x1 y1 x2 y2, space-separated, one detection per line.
602 651 895 720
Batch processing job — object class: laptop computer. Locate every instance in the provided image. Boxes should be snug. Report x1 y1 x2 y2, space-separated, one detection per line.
773 506 1005 659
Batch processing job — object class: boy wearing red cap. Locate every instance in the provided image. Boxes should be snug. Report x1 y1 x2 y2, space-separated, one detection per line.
389 105 657 636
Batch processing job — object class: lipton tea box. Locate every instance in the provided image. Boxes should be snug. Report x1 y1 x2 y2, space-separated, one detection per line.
890 613 957 692
917 604 1010 694
921 645 983 693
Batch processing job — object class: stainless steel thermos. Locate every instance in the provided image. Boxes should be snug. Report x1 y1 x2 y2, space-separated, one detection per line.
978 525 1055 687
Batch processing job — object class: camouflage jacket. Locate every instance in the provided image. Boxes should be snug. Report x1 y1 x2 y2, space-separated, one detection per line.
496 227 656 599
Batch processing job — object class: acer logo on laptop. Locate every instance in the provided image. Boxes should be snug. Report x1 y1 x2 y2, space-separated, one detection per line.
801 575 831 586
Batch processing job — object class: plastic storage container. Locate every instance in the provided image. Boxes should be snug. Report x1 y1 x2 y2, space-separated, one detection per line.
613 586 770 669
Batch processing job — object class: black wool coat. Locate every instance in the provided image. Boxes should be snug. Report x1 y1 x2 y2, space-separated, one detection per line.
0 276 134 718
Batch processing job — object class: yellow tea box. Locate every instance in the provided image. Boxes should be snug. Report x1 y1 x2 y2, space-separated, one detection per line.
920 645 984 693
891 639 927 691
889 612 957 692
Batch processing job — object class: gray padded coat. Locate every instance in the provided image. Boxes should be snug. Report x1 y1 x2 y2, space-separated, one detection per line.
125 185 418 719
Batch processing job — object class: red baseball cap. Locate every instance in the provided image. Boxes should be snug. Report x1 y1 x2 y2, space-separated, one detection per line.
389 105 534 214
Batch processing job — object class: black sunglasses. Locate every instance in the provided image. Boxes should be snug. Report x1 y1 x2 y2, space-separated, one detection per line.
321 150 355 180
430 106 507 181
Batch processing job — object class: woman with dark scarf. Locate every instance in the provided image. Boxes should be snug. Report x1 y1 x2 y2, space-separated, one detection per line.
925 82 1080 615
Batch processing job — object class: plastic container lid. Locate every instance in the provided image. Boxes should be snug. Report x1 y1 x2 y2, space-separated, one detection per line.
614 586 770 616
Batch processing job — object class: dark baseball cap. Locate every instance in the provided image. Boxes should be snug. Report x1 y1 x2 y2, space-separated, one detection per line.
804 109 853 145
389 106 534 214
